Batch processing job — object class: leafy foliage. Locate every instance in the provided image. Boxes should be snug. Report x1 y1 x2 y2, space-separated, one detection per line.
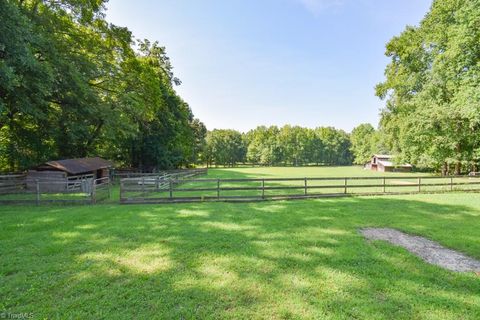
0 0 204 171
377 0 480 174
205 126 353 167
350 124 387 165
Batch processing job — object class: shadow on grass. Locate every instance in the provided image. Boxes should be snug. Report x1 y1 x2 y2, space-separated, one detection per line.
1 195 479 319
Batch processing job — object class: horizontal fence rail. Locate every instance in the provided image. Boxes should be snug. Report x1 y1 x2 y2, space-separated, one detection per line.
0 174 26 194
119 169 208 201
120 175 480 204
112 168 207 182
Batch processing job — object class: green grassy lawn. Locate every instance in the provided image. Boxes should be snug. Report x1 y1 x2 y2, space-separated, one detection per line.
1 189 479 318
204 165 432 179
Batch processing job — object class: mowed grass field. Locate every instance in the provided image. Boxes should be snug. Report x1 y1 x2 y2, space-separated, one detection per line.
1 167 480 319
203 166 431 179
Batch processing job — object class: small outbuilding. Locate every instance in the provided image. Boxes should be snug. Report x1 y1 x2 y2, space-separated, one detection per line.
27 157 113 191
365 154 412 173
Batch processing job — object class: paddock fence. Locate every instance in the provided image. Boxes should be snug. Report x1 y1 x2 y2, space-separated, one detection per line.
119 168 208 200
120 175 480 204
0 175 111 205
112 168 207 182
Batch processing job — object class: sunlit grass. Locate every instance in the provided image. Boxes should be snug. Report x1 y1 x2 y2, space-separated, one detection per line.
1 192 479 319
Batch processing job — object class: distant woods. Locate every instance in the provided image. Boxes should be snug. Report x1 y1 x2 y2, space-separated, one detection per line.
204 126 353 167
0 0 205 171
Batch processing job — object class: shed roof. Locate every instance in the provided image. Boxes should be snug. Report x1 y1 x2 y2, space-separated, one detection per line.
43 157 113 175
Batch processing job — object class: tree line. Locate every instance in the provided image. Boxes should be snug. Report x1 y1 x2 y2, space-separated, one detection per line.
203 126 353 167
0 0 206 171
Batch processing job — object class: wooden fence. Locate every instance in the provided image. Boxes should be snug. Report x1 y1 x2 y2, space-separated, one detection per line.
0 175 111 205
120 175 480 204
0 174 26 194
112 168 207 182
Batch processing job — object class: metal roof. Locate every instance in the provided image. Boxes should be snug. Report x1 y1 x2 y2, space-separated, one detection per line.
377 160 412 168
44 157 113 175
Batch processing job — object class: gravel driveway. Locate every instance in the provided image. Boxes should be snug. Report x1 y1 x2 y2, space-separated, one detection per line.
360 228 480 272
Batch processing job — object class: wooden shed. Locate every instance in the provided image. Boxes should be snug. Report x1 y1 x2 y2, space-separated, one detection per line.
365 155 412 173
27 157 113 191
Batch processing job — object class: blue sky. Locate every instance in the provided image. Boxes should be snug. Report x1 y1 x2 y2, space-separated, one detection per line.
106 0 432 132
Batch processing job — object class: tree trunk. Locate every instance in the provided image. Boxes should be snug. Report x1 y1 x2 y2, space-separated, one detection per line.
442 162 448 176
454 143 462 175
455 161 461 175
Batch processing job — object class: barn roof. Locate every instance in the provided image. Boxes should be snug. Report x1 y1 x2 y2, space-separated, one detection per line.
43 157 113 175
377 160 412 168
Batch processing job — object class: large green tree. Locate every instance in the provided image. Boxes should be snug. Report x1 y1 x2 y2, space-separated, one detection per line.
0 0 204 171
350 124 378 165
205 129 246 167
377 0 480 175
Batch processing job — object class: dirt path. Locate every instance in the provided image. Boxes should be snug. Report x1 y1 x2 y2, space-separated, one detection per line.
360 228 480 272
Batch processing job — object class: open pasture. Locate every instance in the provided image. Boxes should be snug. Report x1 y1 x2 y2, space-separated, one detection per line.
1 192 480 319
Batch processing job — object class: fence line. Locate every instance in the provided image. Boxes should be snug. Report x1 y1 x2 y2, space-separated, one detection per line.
0 176 111 205
0 174 26 194
120 175 480 204
112 168 207 182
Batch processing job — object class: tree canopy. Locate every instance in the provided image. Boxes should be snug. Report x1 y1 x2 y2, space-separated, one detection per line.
204 126 353 167
0 0 204 171
376 0 480 174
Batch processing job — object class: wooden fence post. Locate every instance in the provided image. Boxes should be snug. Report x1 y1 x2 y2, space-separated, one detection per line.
217 179 220 199
119 180 123 202
141 177 145 195
344 178 348 194
383 177 386 193
169 179 173 199
156 176 160 192
418 178 421 192
450 177 453 191
91 179 96 204
36 179 40 206
262 179 265 199
304 178 307 195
